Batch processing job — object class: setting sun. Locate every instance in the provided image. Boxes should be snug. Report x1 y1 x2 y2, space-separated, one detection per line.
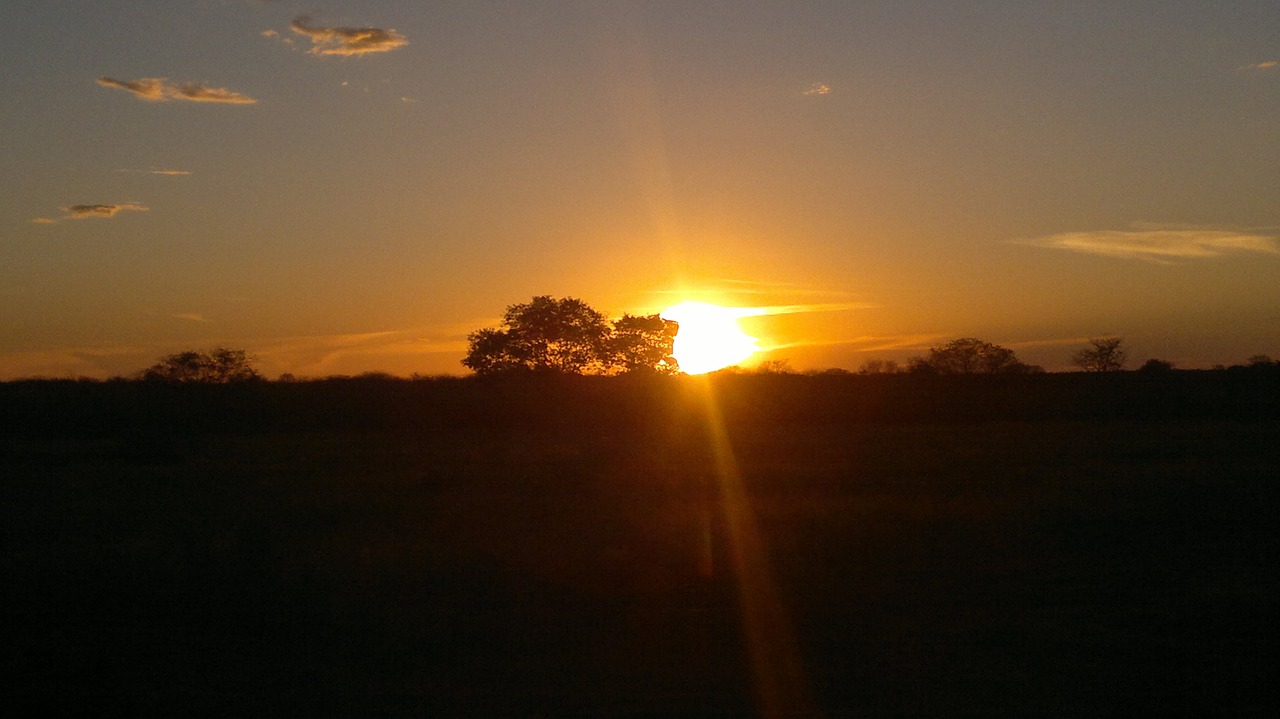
660 301 761 374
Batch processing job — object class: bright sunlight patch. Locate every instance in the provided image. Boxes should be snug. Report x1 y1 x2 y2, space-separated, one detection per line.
660 302 760 374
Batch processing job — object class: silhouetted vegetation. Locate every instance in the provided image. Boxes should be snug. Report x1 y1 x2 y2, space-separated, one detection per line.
610 312 680 374
1072 336 1128 372
907 337 1041 374
1138 358 1175 373
857 358 902 374
142 347 259 383
462 296 677 375
1246 354 1276 368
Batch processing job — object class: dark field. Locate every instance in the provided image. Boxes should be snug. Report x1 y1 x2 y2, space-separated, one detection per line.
3 374 1277 716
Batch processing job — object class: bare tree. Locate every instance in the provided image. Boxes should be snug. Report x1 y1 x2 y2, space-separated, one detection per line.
752 359 797 375
1071 337 1128 372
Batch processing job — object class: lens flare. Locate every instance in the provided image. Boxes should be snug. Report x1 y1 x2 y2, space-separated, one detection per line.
660 301 760 374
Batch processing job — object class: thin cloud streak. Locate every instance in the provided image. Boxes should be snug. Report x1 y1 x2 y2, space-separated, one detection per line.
97 77 257 104
1235 60 1278 72
1016 225 1279 263
60 202 148 219
769 333 951 353
253 330 463 377
0 344 156 380
118 168 192 176
289 16 408 56
749 302 877 317
1006 336 1100 350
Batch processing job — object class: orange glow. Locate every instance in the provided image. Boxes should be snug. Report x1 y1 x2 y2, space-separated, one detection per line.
660 301 760 374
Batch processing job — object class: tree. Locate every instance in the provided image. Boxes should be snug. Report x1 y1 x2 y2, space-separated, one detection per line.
857 359 901 375
463 296 614 375
1071 337 1128 372
1138 358 1174 373
752 359 797 375
143 347 259 383
611 313 679 374
908 338 1037 375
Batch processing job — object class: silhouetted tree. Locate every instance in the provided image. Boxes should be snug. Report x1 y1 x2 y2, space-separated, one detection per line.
857 359 901 375
1138 358 1174 373
1246 354 1275 368
908 338 1037 375
143 348 259 383
752 359 797 374
463 296 613 375
1072 337 1128 372
611 313 679 374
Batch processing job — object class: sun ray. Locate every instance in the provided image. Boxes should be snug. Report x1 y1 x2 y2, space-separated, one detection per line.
692 378 815 717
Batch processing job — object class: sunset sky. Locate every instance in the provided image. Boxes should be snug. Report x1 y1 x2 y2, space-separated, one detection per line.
3 1 1277 378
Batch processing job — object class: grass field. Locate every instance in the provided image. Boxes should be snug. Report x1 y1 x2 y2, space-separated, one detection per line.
3 375 1276 716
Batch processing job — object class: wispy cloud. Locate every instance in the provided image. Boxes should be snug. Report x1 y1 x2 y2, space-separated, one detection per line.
97 77 257 104
1006 336 1098 350
1015 224 1279 263
261 28 295 47
1235 60 1278 72
743 302 877 317
172 313 210 323
30 217 58 224
118 168 192 176
58 202 149 220
771 333 950 353
289 16 408 56
253 329 463 377
0 344 156 380
802 82 831 96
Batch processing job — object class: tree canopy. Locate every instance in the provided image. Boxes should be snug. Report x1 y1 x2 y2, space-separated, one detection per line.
1071 337 1128 372
142 348 260 383
462 296 678 376
908 338 1040 375
610 313 680 374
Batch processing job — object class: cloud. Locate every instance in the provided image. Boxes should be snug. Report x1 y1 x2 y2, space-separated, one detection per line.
1015 224 1280 263
1236 60 1278 72
60 203 149 219
172 313 210 323
770 333 951 353
252 329 462 377
118 168 192 176
96 77 257 104
30 217 58 224
0 344 156 380
289 16 408 56
802 82 831 96
1005 336 1099 350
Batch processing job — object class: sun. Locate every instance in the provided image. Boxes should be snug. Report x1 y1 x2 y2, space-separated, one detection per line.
660 301 761 374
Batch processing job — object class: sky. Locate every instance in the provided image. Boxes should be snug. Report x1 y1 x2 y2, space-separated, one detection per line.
2 0 1277 378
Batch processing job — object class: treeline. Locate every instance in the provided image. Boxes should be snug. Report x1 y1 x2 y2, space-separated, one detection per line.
3 369 1277 440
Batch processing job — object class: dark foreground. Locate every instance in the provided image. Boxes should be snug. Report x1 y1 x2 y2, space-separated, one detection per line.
3 374 1277 716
